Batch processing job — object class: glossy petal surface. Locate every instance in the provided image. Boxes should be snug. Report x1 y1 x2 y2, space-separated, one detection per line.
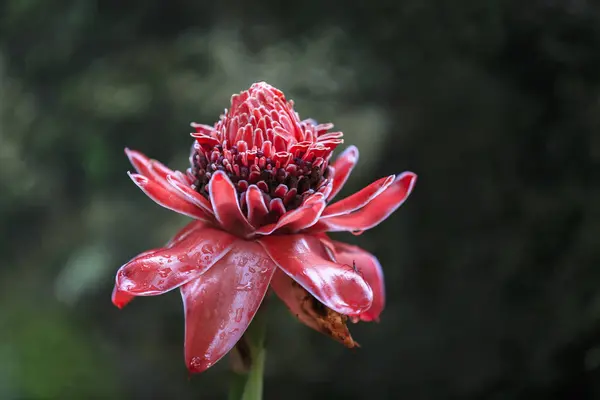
316 172 417 233
255 193 326 235
323 175 394 217
128 172 210 221
115 227 236 295
126 148 193 199
111 248 160 308
125 148 154 178
208 171 255 237
330 240 385 322
181 241 277 373
245 185 269 228
166 175 214 216
112 285 136 309
259 234 373 316
327 146 359 201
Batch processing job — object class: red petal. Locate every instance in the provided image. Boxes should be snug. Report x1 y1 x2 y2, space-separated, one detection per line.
112 286 135 309
322 175 395 217
327 146 359 201
115 227 237 296
316 172 416 233
246 185 269 228
255 193 326 235
208 171 255 237
126 148 190 197
259 234 373 316
166 175 214 216
330 241 385 322
125 148 153 177
181 241 277 373
111 248 161 308
128 173 211 221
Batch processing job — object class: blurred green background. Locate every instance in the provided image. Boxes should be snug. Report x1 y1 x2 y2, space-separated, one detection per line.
1 1 599 399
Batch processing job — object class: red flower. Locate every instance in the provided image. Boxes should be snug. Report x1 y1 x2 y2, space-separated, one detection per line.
112 82 416 373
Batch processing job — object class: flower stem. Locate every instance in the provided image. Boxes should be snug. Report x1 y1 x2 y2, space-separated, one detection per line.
228 305 268 400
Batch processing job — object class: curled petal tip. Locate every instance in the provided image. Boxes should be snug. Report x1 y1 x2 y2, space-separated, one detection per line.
127 171 148 185
399 171 417 185
111 285 135 309
345 145 359 161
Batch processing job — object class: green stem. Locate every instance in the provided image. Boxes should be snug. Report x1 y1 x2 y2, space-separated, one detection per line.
228 305 268 400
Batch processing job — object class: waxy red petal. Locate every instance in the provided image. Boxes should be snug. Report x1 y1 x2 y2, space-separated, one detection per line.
327 146 359 201
181 241 277 373
330 241 385 322
255 193 326 235
316 172 417 233
322 175 395 218
125 148 154 177
245 185 269 228
128 173 211 221
111 248 161 308
115 227 236 296
126 148 189 195
166 175 214 216
259 234 373 316
112 286 136 309
208 171 255 237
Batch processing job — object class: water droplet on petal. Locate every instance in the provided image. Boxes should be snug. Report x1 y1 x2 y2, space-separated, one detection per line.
235 282 253 291
158 267 172 278
235 308 244 323
202 244 214 254
189 356 205 371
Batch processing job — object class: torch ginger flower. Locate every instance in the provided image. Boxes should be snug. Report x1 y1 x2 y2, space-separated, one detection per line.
112 82 416 373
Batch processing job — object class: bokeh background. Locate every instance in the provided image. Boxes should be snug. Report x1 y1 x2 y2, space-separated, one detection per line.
1 1 599 399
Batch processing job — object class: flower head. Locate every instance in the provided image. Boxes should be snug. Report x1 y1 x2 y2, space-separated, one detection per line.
113 82 416 373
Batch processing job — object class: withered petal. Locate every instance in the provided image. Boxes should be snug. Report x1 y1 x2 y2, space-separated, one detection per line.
270 270 358 348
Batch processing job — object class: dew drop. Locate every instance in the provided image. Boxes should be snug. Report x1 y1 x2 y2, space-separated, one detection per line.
189 356 205 371
236 282 253 291
158 267 172 278
202 244 214 254
235 307 244 323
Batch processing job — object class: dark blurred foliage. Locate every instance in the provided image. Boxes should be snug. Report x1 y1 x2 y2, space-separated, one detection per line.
1 1 599 399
